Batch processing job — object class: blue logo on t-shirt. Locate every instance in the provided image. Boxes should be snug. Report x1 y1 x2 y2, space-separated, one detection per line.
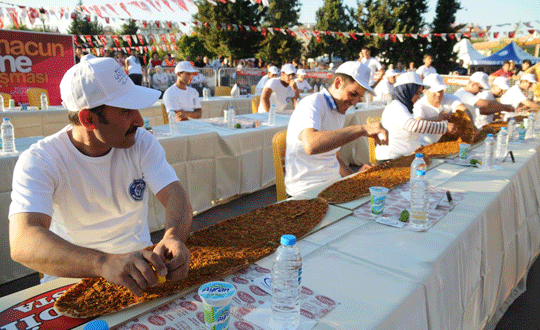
286 96 292 104
129 178 146 201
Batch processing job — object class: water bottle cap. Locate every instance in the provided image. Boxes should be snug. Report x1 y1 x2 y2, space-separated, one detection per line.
487 133 493 137
415 153 423 158
83 320 109 330
501 127 507 130
280 234 296 246
3 118 9 121
229 106 233 109
416 170 426 176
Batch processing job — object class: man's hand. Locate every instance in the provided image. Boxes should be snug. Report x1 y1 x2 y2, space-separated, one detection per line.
447 122 458 134
174 110 189 121
359 163 374 172
100 249 168 296
153 235 191 282
362 122 388 145
438 111 452 121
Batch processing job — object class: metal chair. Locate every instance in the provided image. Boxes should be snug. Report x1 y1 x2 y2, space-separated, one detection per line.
251 95 261 114
214 86 232 96
367 116 381 164
272 130 288 202
26 88 48 107
161 103 169 124
250 84 257 95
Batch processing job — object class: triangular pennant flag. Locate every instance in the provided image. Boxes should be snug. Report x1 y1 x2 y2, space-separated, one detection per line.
151 45 156 52
441 33 447 41
411 33 418 39
426 34 432 42
529 30 535 35
493 32 499 39
485 26 491 32
396 33 403 42
390 34 396 43
143 46 148 53
118 3 132 16
349 32 357 40
84 35 94 47
80 5 91 14
206 0 217 4
138 2 152 12
92 5 103 18
138 35 145 44
162 0 175 11
73 35 81 46
160 34 168 44
508 31 515 38
155 21 160 28
169 33 176 43
146 0 160 11
106 4 119 15
98 35 107 47
455 33 462 41
524 22 533 28
130 34 137 44
176 0 189 11
261 27 267 37
111 35 120 47
166 21 172 28
314 30 321 43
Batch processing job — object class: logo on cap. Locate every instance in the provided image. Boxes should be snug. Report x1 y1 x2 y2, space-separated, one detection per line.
129 178 146 201
114 66 129 86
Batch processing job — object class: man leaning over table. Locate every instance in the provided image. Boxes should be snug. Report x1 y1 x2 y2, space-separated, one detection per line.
284 61 389 196
8 55 193 297
500 73 540 112
163 61 202 121
454 72 514 128
475 77 511 126
259 63 298 113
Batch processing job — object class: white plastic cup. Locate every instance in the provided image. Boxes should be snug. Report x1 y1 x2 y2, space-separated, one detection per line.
198 281 236 330
458 143 471 160
143 117 151 129
369 186 389 215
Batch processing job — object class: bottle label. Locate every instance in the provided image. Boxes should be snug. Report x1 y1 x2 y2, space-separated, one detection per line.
298 267 302 285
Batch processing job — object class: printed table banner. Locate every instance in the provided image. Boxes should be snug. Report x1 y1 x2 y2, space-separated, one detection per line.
0 30 75 106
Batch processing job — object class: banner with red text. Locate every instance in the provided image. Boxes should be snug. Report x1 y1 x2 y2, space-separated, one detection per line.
0 30 75 106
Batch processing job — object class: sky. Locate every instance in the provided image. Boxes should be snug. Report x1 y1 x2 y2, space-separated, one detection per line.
3 0 539 35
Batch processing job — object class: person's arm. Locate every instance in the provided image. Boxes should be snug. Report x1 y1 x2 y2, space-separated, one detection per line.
521 99 540 111
152 181 192 281
475 99 514 114
9 212 167 296
261 87 272 112
336 150 354 177
403 118 449 134
300 122 388 155
176 108 202 120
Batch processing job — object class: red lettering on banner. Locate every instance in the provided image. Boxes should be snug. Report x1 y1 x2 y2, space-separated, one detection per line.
306 71 333 79
236 69 266 76
442 76 469 86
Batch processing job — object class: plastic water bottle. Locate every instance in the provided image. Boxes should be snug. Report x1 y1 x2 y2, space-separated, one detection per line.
410 153 426 185
268 104 276 126
271 234 302 330
0 94 4 112
313 84 318 93
482 133 495 169
496 127 508 158
1 118 16 154
410 170 429 231
227 106 235 128
203 87 209 101
507 118 515 142
526 114 535 139
83 319 109 330
168 110 177 135
40 92 48 110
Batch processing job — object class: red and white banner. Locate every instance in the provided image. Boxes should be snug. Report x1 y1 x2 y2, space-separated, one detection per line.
0 30 75 106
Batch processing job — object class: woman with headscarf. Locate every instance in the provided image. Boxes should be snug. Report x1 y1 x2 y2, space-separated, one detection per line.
375 72 454 160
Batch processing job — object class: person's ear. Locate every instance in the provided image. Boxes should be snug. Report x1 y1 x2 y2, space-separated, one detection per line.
78 109 97 130
334 76 342 89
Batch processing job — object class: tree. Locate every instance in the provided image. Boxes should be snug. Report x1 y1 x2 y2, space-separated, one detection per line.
176 34 216 61
306 0 360 63
193 0 265 62
256 0 303 65
356 0 428 67
67 1 103 37
115 19 139 48
429 0 463 74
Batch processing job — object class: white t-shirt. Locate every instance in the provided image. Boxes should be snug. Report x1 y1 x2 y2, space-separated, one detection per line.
295 78 312 92
475 90 496 128
454 87 480 126
255 75 270 95
416 65 436 79
373 79 394 101
412 94 462 145
163 84 202 112
285 88 345 196
152 72 170 91
376 100 421 160
126 57 143 75
259 78 296 112
360 57 382 86
500 85 527 109
9 126 178 281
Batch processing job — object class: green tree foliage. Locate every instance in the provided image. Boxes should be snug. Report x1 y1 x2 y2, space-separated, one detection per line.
356 0 428 67
193 0 264 61
176 34 216 61
306 0 360 63
256 0 303 65
429 0 463 74
67 15 103 36
115 19 139 48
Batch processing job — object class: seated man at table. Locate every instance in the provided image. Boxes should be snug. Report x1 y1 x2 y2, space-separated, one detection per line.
151 65 171 97
454 72 514 128
500 73 540 112
474 77 511 126
255 65 279 95
412 73 463 145
259 63 298 113
163 61 202 121
285 61 388 196
373 69 400 102
9 55 192 297
294 69 313 93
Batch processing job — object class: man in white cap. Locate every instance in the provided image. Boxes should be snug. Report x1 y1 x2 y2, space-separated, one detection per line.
255 65 279 95
412 73 464 145
416 54 437 80
454 72 513 128
294 69 312 93
500 73 540 111
474 77 511 127
358 47 383 88
373 69 400 102
259 63 298 113
9 55 192 296
284 61 388 196
151 65 171 97
163 61 202 121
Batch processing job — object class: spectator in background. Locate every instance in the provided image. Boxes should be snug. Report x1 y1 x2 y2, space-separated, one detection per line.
292 59 299 69
125 55 143 86
373 69 400 102
517 60 532 78
416 54 436 79
75 46 84 63
163 61 202 121
500 73 540 111
203 56 211 68
396 62 405 73
163 54 176 67
102 49 111 58
150 53 162 67
328 63 335 71
407 61 416 72
255 65 279 95
114 52 125 67
259 64 297 113
151 65 171 98
194 55 205 68
490 60 514 79
359 47 384 88
452 60 468 76
295 69 312 93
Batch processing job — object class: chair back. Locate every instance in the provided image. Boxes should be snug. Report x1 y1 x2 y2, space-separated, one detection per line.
161 103 169 125
250 84 256 95
27 88 48 107
251 95 261 114
367 116 381 164
214 86 232 96
272 130 288 202
0 93 11 108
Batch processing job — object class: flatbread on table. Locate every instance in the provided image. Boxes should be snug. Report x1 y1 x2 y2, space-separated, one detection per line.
54 199 328 318
438 110 475 143
317 154 431 204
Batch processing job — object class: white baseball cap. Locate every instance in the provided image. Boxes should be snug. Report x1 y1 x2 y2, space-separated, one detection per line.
521 73 538 84
423 73 447 92
60 55 160 112
470 72 490 89
281 63 297 75
268 66 279 74
493 77 511 90
329 63 335 68
335 61 375 95
297 69 307 76
385 69 400 78
175 61 198 73
394 71 426 88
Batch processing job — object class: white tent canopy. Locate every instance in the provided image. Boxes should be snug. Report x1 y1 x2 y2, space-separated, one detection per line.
453 39 485 67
